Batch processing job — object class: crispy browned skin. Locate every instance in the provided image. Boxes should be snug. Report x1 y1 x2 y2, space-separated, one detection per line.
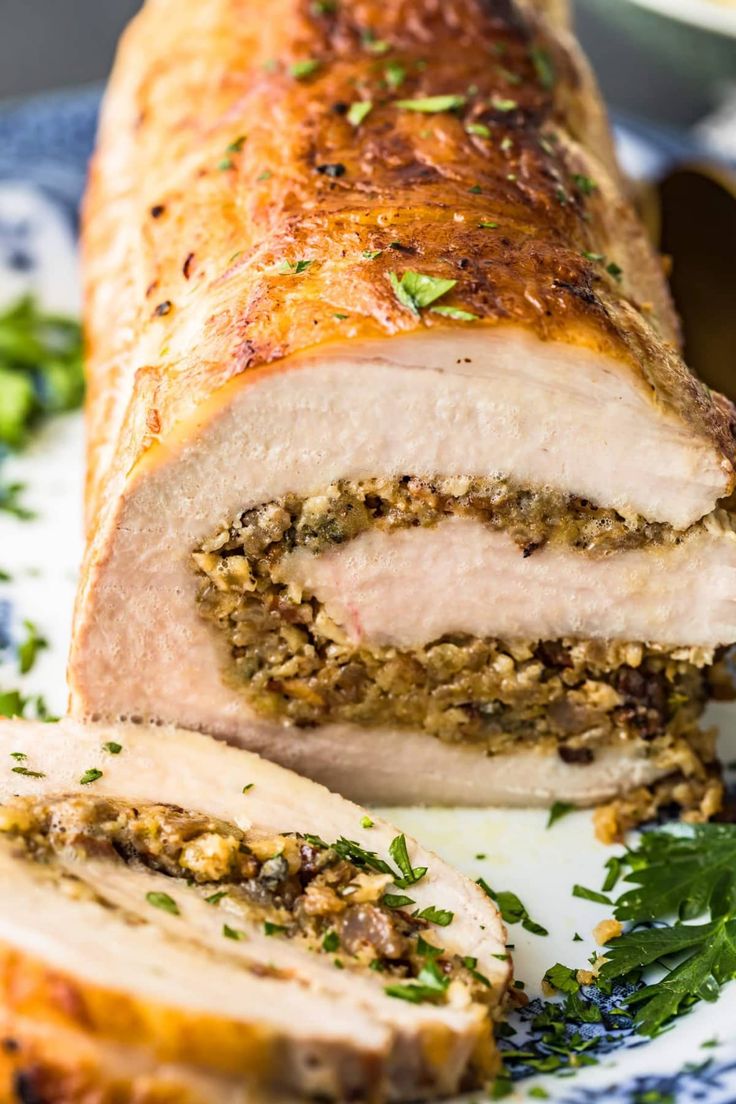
82 0 735 535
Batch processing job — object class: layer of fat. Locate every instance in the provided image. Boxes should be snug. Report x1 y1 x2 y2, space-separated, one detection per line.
0 719 509 988
279 514 736 649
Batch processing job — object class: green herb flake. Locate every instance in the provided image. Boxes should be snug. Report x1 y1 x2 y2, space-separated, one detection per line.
466 122 491 138
256 170 273 182
9 752 26 761
572 884 612 906
16 620 47 675
102 741 122 755
290 59 321 80
361 29 389 55
476 878 549 936
146 891 179 916
275 259 315 275
417 905 454 926
242 783 254 793
362 249 383 260
479 220 498 229
529 1089 550 1100
322 930 340 952
429 305 479 322
217 158 235 172
547 801 575 828
347 100 373 126
333 312 349 321
361 815 374 828
531 46 556 90
388 271 457 315
468 184 482 194
205 891 228 905
572 173 597 196
264 921 288 936
384 61 406 91
544 962 580 994
382 893 415 909
606 261 623 280
490 95 518 112
582 250 605 263
395 95 466 114
11 765 45 778
79 768 103 786
384 957 449 1003
223 923 246 940
388 833 428 887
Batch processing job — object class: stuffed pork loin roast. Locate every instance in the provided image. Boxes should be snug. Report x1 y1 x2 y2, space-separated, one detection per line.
0 718 508 1102
70 0 736 819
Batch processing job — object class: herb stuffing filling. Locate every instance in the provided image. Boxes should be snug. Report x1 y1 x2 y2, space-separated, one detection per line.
0 795 492 1006
193 476 714 770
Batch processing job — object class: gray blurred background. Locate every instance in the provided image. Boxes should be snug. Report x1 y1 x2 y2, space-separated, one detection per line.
0 0 733 128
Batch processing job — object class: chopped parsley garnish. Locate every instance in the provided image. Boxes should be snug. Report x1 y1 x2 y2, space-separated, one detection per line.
546 801 575 828
530 46 556 90
223 923 246 940
361 29 389 55
0 481 34 520
477 878 549 936
466 122 491 138
242 783 254 792
275 259 315 275
311 0 337 13
572 173 597 195
11 765 45 778
582 250 605 263
385 957 449 1003
17 620 47 675
0 297 83 450
389 833 428 887
361 815 374 828
572 884 612 905
102 741 122 755
394 94 466 114
430 304 479 322
146 891 179 916
264 921 288 936
333 836 394 874
290 59 320 80
0 690 55 721
479 220 498 229
543 962 580 994
384 61 406 90
383 893 415 909
9 752 26 761
606 260 623 280
468 184 482 194
256 170 273 182
79 768 103 786
347 101 373 126
322 930 340 952
388 271 456 315
205 891 228 905
540 825 736 1040
417 905 454 926
333 312 349 321
362 249 383 260
490 95 518 112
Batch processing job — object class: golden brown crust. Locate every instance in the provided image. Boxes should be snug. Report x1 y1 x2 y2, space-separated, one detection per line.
0 945 277 1083
81 0 735 534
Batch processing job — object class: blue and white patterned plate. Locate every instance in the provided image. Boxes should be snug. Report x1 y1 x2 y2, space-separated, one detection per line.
1 88 735 1104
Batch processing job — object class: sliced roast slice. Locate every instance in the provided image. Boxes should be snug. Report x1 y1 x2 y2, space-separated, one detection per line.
0 718 509 1101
